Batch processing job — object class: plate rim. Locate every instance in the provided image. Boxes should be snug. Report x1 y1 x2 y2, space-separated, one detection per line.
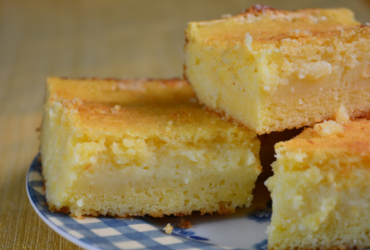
26 155 100 250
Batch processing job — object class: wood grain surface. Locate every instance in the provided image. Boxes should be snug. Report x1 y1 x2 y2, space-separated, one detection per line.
1 0 369 249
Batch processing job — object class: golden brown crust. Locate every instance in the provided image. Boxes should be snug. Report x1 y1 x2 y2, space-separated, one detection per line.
55 77 185 85
49 205 70 214
173 212 190 217
46 77 253 140
48 77 190 102
216 201 236 215
237 5 333 20
197 96 307 135
178 218 193 229
258 25 369 47
186 6 361 45
241 4 275 14
279 119 370 156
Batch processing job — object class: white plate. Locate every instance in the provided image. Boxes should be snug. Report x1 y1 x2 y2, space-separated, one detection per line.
27 154 271 250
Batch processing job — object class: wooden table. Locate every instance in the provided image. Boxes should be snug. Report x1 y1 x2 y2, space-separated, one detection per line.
1 0 369 249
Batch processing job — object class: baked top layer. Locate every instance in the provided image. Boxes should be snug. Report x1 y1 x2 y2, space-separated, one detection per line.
277 119 370 155
47 77 253 139
187 5 360 45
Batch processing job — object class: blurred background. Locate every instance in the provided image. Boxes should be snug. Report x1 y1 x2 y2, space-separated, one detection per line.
1 0 370 249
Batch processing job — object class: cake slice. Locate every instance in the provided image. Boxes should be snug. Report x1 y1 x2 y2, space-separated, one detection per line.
266 119 370 249
41 77 262 217
184 5 370 134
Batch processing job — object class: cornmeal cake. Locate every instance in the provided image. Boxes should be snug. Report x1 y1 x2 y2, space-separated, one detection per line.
266 119 370 250
41 77 261 217
184 5 370 134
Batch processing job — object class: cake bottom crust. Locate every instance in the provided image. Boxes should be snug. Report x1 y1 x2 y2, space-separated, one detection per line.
199 95 370 135
48 201 237 218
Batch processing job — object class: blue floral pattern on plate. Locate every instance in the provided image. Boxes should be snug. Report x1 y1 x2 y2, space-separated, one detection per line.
172 228 209 241
247 199 272 223
247 208 272 223
254 239 268 250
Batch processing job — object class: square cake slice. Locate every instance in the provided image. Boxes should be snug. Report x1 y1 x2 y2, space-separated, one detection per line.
41 77 261 217
184 5 370 134
266 119 370 249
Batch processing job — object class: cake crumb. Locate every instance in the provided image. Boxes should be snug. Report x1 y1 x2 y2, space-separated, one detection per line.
178 218 193 229
72 97 83 106
77 198 84 207
335 104 350 124
77 215 85 220
164 223 173 234
314 120 344 137
245 33 253 51
111 105 121 114
221 13 232 18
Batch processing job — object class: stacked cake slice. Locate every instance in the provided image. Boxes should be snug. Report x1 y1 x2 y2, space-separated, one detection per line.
185 5 370 134
41 77 262 217
184 4 370 249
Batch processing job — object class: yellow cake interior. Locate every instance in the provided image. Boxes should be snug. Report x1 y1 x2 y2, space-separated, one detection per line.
41 78 262 217
266 119 370 250
185 6 370 134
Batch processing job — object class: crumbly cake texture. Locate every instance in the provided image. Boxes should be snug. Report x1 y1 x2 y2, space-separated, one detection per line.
184 4 370 134
266 119 370 250
41 77 261 217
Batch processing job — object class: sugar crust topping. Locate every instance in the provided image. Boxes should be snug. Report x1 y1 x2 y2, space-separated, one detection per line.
187 5 361 45
47 77 255 139
277 119 370 155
